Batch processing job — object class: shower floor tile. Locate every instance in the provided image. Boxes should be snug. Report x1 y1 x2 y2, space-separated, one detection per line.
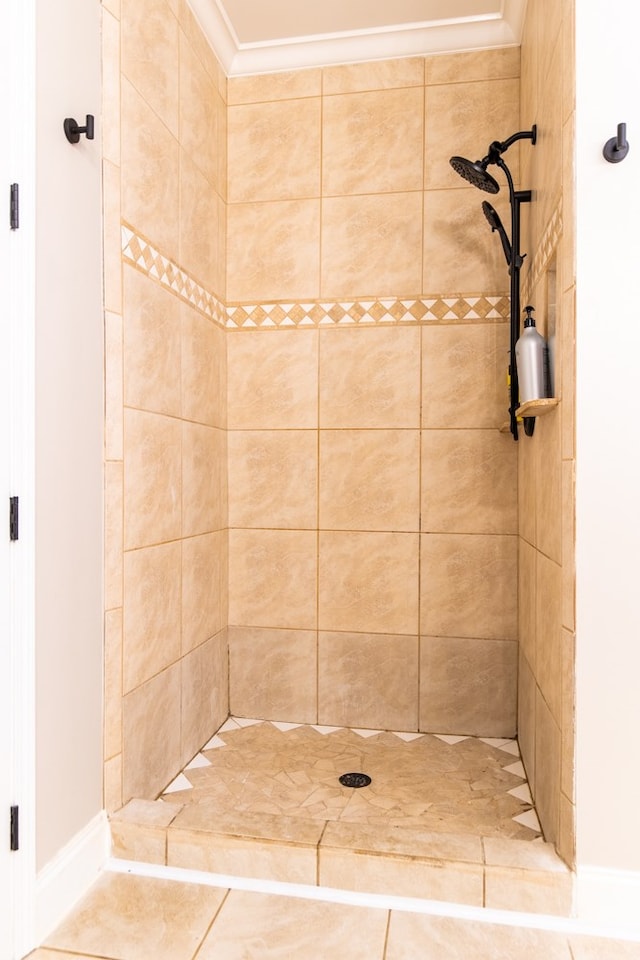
158 718 541 842
111 719 574 914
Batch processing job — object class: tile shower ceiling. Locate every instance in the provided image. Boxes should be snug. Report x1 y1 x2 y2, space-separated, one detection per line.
191 0 528 74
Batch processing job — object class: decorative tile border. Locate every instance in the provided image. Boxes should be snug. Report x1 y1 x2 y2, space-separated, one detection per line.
226 294 509 328
121 225 227 327
122 223 509 330
523 202 563 302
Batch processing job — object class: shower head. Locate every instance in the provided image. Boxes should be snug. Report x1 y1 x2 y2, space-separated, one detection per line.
482 201 511 265
449 155 500 194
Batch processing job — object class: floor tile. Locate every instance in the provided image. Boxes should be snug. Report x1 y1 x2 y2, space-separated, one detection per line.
43 872 226 960
385 912 572 959
196 889 389 959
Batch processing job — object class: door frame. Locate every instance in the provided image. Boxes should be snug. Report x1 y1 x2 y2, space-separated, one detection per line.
1 0 37 955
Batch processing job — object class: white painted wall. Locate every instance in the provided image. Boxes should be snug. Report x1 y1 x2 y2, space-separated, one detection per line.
575 3 640 877
35 0 103 870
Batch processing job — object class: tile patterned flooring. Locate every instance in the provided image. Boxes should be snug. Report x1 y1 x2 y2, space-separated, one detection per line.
159 718 542 841
31 870 640 960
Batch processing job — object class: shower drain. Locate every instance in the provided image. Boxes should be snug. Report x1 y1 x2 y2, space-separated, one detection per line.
339 772 372 788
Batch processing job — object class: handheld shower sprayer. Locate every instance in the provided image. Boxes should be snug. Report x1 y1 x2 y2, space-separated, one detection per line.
481 201 511 266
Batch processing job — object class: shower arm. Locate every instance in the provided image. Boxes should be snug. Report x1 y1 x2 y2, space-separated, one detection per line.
495 157 533 440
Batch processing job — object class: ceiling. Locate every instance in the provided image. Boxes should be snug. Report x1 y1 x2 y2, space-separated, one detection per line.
188 0 528 76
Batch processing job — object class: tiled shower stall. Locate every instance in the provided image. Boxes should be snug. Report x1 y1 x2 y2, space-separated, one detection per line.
102 0 575 866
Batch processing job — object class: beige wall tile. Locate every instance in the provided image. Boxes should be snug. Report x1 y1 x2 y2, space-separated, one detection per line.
560 284 576 459
179 32 219 188
422 323 509 429
518 424 537 544
228 98 321 202
103 161 122 314
104 753 123 814
517 649 536 791
181 306 226 428
102 0 121 18
318 632 419 730
229 626 317 723
122 663 182 800
121 0 179 136
322 88 424 196
534 688 561 845
181 631 229 764
168 830 318 884
421 429 517 534
227 69 322 105
104 608 123 760
426 78 520 191
536 552 562 723
179 0 224 91
320 429 420 531
123 267 181 417
319 531 419 635
229 529 317 629
105 460 124 610
425 48 520 85
561 627 575 802
420 534 517 640
182 422 226 537
228 430 317 530
179 150 222 289
423 188 510 295
319 326 420 428
227 330 318 430
533 47 563 242
123 541 181 693
561 458 575 630
321 192 423 299
123 409 181 550
420 636 517 737
557 791 575 870
227 199 320 302
182 532 226 654
121 78 179 260
323 57 424 95
105 310 123 460
518 539 536 670
534 410 562 564
102 11 121 165
197 890 388 958
43 873 225 960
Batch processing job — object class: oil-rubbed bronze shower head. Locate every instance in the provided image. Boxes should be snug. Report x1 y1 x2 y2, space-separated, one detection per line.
449 155 500 194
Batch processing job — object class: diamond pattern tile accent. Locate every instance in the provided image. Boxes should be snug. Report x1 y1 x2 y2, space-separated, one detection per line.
164 773 192 794
522 202 563 304
158 718 543 841
121 224 226 328
185 754 211 770
121 221 509 332
503 760 526 779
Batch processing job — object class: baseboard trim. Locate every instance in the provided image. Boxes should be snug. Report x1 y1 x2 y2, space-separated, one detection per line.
575 865 640 928
35 810 110 943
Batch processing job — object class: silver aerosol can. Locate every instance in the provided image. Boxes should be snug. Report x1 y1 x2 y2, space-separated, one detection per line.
515 305 548 403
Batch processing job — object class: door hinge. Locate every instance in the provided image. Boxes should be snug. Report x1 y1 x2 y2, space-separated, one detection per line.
10 183 19 230
10 806 19 851
9 496 19 541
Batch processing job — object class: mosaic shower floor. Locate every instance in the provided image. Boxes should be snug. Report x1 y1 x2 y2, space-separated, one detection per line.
159 718 541 841
112 718 572 914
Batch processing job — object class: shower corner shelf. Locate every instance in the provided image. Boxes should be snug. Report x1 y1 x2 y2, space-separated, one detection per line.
516 397 559 419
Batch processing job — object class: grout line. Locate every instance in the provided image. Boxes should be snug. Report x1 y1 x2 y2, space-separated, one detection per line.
105 858 640 943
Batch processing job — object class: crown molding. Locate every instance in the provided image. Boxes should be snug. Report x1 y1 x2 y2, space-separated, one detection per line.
187 0 526 77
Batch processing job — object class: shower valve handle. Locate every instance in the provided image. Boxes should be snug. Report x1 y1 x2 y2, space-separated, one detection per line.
603 123 629 163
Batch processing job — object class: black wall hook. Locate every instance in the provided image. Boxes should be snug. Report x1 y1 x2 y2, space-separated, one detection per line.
64 115 95 144
603 123 629 163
